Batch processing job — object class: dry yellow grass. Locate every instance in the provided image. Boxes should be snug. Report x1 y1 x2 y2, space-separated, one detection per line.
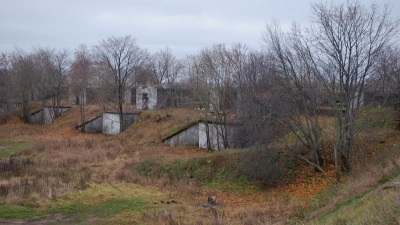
0 105 399 224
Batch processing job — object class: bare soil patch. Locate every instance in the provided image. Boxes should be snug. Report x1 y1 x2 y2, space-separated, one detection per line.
0 214 73 225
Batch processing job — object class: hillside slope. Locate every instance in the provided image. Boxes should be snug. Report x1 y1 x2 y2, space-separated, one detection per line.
0 105 399 224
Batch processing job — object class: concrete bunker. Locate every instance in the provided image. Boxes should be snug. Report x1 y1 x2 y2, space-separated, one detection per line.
136 86 159 110
124 88 136 105
29 106 71 124
136 85 195 110
163 121 236 150
77 112 140 135
76 115 103 133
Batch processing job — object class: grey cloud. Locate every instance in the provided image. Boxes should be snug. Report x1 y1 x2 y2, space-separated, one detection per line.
0 0 398 57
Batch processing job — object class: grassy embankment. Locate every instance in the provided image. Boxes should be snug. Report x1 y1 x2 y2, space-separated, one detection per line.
0 105 398 224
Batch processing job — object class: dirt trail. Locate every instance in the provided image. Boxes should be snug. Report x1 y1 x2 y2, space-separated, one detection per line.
0 214 72 225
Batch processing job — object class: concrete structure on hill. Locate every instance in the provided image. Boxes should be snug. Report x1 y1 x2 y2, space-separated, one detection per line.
136 86 159 110
77 112 140 135
198 122 231 150
136 85 194 110
163 121 236 150
30 106 71 124
125 88 136 105
77 115 103 133
164 123 199 147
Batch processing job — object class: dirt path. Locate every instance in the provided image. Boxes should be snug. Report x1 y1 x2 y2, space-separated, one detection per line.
0 214 73 225
0 214 101 225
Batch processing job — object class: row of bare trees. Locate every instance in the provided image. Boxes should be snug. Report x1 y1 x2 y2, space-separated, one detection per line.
0 48 70 123
0 1 398 177
185 44 280 149
182 1 399 178
0 36 186 130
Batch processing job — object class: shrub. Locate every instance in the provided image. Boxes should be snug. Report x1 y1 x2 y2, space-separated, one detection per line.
236 146 284 188
133 146 285 189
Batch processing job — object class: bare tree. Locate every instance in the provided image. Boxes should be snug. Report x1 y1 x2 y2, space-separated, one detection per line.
71 44 94 129
33 48 53 112
94 35 148 132
32 48 70 122
49 49 70 117
373 47 400 105
312 1 400 172
188 44 235 149
187 54 214 149
373 47 400 127
10 50 36 123
151 46 184 84
135 65 157 86
264 22 325 169
227 44 278 147
0 53 12 122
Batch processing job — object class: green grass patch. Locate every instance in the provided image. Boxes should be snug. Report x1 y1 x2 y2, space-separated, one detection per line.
50 198 146 223
0 202 43 219
0 141 30 157
134 153 239 185
320 191 368 221
313 188 399 225
0 197 147 221
0 183 154 222
206 175 251 193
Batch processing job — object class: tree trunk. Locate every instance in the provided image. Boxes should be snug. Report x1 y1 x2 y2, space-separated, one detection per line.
339 108 354 172
118 85 124 132
334 145 340 183
340 134 352 173
80 91 85 131
311 144 323 172
22 99 30 123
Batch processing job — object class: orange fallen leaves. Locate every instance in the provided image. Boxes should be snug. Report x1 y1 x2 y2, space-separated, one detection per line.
281 164 335 200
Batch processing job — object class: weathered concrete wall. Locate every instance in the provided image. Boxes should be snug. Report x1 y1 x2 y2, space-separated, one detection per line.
30 108 50 124
30 106 71 124
122 113 139 130
164 124 199 146
157 88 168 108
199 123 230 150
102 113 120 135
29 110 41 123
136 86 158 110
164 121 235 150
58 107 70 114
80 115 103 133
102 112 140 135
136 85 199 110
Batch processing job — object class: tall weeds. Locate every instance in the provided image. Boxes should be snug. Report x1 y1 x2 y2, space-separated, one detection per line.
0 137 120 204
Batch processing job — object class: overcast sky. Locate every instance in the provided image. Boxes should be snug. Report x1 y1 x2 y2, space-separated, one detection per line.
1 0 399 57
